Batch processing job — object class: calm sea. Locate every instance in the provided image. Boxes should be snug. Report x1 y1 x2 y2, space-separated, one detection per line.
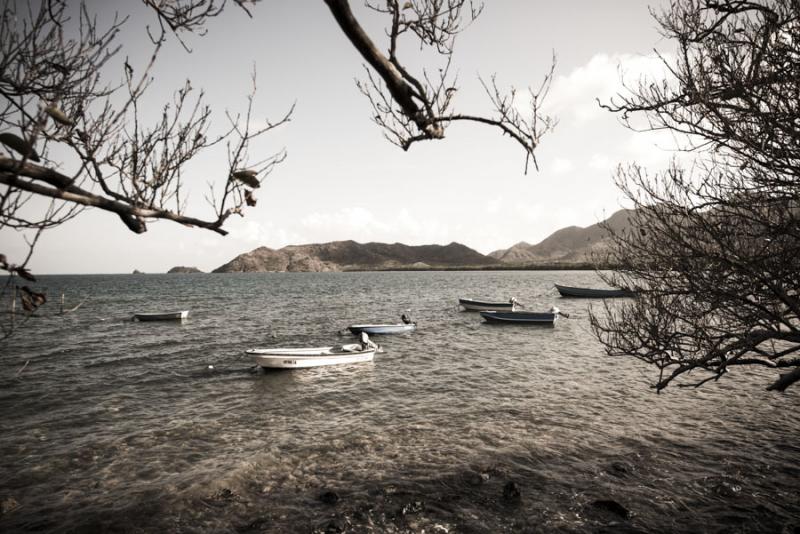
0 271 798 533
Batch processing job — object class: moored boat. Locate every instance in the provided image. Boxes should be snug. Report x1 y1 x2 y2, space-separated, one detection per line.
348 323 416 335
247 333 379 369
480 307 560 325
554 284 636 298
348 313 416 335
459 297 520 311
133 310 189 321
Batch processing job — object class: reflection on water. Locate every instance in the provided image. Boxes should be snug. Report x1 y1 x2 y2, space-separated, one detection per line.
1 271 798 532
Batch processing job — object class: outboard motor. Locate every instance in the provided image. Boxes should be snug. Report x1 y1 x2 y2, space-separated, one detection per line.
359 331 376 350
401 313 412 324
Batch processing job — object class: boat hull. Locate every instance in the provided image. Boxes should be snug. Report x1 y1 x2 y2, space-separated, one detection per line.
480 310 557 325
247 345 376 369
554 284 635 298
134 310 189 321
459 298 516 311
348 324 416 335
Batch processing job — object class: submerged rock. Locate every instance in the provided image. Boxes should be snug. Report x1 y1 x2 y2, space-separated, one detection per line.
502 481 521 505
591 498 630 519
707 476 742 498
1 496 19 515
608 460 634 478
236 517 271 533
463 470 490 487
210 488 240 503
317 518 345 533
319 490 340 505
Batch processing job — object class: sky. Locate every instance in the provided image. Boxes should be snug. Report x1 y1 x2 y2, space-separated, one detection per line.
3 1 680 274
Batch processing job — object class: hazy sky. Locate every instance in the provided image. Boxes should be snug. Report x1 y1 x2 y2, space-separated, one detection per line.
4 1 678 274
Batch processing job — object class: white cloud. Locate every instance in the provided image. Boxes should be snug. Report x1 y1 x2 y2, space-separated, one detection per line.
544 52 673 124
224 218 304 248
300 206 453 245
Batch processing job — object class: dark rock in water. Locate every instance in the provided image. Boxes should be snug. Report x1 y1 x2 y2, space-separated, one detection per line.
463 470 489 487
1 496 19 515
591 499 630 519
320 518 345 533
236 517 270 533
319 490 340 505
594 525 648 534
210 488 239 503
132 269 144 274
168 266 203 273
502 481 521 504
609 460 633 477
708 477 742 498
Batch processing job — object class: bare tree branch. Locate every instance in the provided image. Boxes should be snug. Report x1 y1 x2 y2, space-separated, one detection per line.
0 0 290 340
325 0 556 171
591 0 800 392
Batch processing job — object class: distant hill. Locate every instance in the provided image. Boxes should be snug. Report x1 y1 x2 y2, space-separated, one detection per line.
489 209 635 266
211 210 637 273
212 240 498 273
168 266 203 273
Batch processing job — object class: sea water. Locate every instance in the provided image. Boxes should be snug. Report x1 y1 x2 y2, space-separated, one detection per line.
1 271 798 532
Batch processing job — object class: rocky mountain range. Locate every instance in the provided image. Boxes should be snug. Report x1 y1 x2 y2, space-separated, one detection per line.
209 209 634 272
488 209 634 265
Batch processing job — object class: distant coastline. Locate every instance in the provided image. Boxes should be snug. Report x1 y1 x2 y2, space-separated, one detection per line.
205 210 631 274
333 262 604 272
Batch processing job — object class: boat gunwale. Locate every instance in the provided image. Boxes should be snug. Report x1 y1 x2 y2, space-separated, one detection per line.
459 298 515 307
246 344 369 357
347 323 416 329
133 310 189 320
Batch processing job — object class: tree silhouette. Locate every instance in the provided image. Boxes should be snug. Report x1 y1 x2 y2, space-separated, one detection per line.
0 0 556 337
592 0 800 392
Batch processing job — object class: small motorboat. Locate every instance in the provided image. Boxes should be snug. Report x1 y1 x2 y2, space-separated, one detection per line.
348 313 416 335
554 284 636 298
459 297 520 312
480 307 561 325
348 323 416 335
133 310 189 321
247 333 379 369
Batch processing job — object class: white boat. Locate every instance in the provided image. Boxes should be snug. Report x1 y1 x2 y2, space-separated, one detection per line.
348 313 416 335
348 323 416 335
133 310 189 321
247 333 379 369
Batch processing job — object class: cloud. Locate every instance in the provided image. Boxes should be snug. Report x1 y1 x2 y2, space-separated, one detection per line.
224 218 304 248
623 129 679 169
300 206 454 245
588 153 615 171
544 52 673 124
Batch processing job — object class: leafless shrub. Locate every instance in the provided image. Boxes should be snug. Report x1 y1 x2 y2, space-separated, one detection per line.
592 0 800 392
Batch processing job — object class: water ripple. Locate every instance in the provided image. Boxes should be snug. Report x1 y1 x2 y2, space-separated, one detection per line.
1 271 798 532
